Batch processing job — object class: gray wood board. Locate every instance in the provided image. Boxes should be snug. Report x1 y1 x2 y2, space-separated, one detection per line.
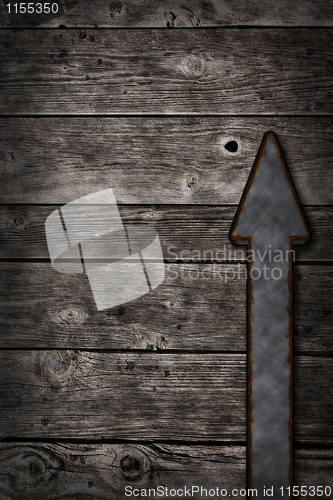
0 444 332 500
1 205 332 261
1 0 333 28
0 29 332 115
0 262 247 350
294 449 333 490
0 117 332 205
0 263 332 351
0 352 246 440
0 442 246 500
0 352 331 442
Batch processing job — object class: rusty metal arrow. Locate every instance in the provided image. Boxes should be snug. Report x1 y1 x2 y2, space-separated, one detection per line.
230 132 311 499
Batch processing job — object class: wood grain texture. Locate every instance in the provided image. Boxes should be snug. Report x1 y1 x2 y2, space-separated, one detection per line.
0 262 247 350
0 352 246 440
0 352 331 443
0 12 332 488
1 0 333 28
1 205 333 261
0 444 332 500
294 449 333 488
295 357 333 444
0 262 332 351
0 117 332 205
0 29 332 115
0 443 246 500
294 265 333 352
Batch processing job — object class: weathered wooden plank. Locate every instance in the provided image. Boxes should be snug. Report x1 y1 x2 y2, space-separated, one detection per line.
295 357 333 444
0 444 331 500
294 449 333 488
0 262 247 350
1 0 333 28
0 29 332 115
1 205 332 262
0 443 246 500
294 266 333 353
0 352 246 440
0 117 332 205
0 263 332 351
0 353 331 442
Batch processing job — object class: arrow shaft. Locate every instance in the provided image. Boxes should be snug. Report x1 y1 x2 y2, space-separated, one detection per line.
248 243 293 499
229 131 311 499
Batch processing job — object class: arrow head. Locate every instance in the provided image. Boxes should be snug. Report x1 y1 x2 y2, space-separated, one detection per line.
230 132 311 248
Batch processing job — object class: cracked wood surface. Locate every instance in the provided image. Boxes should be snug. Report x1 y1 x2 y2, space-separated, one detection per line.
1 0 333 28
0 263 332 352
0 117 332 205
0 29 332 115
0 443 331 500
0 352 332 443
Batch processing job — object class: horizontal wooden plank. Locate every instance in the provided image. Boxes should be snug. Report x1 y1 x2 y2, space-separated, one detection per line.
0 444 332 500
0 117 332 205
0 262 247 350
0 263 332 352
294 449 333 489
2 0 333 28
294 266 333 352
0 29 332 115
0 443 246 499
0 353 331 443
0 352 246 440
295 357 333 444
1 205 332 262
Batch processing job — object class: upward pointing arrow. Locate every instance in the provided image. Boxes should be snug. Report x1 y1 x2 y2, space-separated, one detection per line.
230 132 311 499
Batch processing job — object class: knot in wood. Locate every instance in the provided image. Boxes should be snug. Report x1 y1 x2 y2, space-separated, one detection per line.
219 135 241 156
182 56 204 76
187 176 197 188
110 0 123 15
118 447 151 481
0 212 28 230
225 140 238 153
174 13 195 28
148 210 157 219
39 350 79 388
54 306 88 325
121 455 142 479
14 452 46 488
13 215 28 229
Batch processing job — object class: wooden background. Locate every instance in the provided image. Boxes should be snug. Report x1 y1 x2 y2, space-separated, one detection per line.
0 1 332 498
